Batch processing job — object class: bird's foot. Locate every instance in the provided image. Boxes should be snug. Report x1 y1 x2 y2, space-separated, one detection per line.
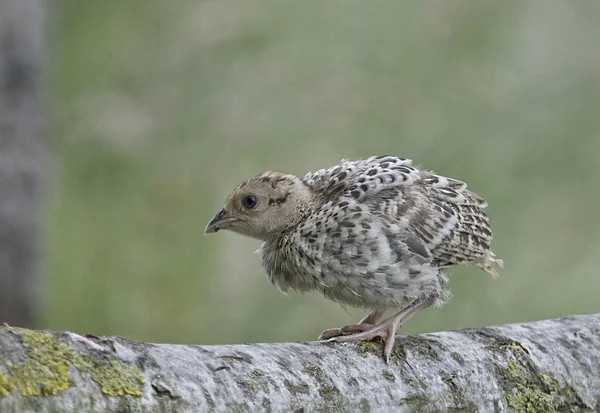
317 310 385 340
318 323 376 340
325 320 398 363
323 295 437 364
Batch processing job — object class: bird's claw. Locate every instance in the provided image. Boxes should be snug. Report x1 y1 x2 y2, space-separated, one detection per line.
318 328 343 340
317 337 339 344
318 323 376 340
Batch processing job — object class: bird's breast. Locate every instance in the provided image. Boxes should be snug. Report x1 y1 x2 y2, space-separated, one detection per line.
259 238 318 294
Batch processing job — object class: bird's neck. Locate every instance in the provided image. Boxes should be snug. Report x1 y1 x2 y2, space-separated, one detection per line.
267 179 316 236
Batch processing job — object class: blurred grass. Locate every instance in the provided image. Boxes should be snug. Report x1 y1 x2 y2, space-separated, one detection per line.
43 0 600 345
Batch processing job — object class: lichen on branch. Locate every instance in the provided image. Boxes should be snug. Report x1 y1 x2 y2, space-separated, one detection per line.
0 326 144 398
0 314 599 413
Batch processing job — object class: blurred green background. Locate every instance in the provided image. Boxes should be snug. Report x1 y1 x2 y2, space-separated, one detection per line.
43 0 600 345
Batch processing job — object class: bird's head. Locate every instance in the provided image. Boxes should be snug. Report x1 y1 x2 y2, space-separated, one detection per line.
204 171 314 240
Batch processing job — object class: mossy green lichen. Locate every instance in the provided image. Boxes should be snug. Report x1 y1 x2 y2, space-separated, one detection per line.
358 340 380 357
249 369 266 378
262 396 272 412
493 341 584 412
463 328 590 412
237 378 258 394
354 336 441 365
203 390 215 408
399 335 440 361
503 361 567 413
0 371 14 397
0 326 145 398
83 357 145 397
6 328 77 396
398 393 432 411
246 368 273 394
450 352 465 365
359 398 371 412
382 371 395 382
441 372 479 413
347 377 359 387
391 342 407 364
399 389 478 413
303 363 322 376
318 384 341 403
302 364 347 411
402 376 428 392
283 379 310 396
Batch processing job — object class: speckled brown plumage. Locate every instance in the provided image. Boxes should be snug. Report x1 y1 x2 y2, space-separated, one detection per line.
205 155 503 363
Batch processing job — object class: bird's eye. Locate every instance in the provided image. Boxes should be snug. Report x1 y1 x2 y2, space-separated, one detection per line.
242 195 258 209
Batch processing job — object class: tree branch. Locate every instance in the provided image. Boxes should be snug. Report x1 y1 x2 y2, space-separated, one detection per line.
1 314 599 412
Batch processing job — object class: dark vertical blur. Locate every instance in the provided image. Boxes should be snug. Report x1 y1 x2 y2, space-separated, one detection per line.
0 0 46 327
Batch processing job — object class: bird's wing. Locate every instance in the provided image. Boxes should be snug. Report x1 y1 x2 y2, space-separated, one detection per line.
305 156 501 277
290 157 450 306
300 156 431 272
297 157 410 270
408 173 501 276
303 155 416 201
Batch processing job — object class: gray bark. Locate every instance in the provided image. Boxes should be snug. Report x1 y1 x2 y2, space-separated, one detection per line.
0 0 46 327
1 314 600 412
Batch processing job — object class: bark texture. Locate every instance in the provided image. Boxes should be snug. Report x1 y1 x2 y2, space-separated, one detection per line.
0 0 46 327
1 314 600 412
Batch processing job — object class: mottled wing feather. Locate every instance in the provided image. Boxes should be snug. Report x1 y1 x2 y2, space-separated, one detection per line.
304 156 415 201
413 172 502 277
305 156 501 276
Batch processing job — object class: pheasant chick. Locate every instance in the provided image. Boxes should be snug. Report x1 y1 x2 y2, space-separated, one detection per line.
205 156 503 363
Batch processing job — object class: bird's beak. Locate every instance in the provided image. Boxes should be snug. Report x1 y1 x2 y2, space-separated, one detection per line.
204 209 237 235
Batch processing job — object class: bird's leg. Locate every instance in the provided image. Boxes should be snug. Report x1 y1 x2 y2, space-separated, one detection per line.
317 310 385 340
325 295 437 364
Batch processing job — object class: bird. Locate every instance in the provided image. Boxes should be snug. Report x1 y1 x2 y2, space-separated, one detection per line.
204 155 502 363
